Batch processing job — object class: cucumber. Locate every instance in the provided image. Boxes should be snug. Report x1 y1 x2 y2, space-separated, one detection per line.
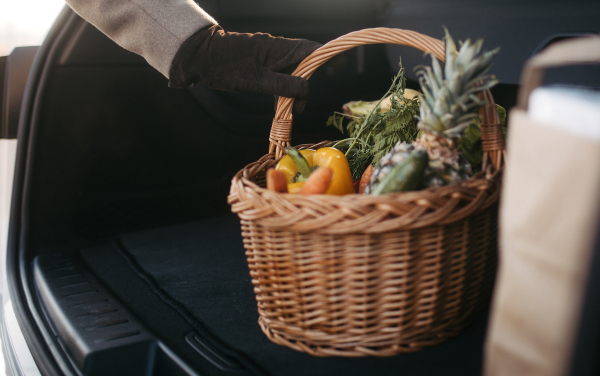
372 150 428 195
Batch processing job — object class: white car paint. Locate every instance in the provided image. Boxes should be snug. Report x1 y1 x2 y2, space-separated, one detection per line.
0 139 41 376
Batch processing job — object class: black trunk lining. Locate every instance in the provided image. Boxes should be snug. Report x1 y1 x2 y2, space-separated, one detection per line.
113 237 265 375
80 214 489 376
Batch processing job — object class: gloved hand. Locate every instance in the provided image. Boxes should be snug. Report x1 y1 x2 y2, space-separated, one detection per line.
168 24 346 113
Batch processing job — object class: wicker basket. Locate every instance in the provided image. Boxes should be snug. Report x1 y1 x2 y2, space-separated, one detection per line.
228 28 505 357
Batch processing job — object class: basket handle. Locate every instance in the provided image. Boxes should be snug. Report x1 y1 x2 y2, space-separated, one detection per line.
517 35 600 110
269 27 504 171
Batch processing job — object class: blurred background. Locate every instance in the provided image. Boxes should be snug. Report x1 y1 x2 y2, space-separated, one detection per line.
0 0 65 55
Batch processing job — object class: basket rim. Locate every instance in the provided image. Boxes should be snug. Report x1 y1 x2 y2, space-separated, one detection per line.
228 142 502 234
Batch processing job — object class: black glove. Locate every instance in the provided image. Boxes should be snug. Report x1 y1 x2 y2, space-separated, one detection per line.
168 24 346 113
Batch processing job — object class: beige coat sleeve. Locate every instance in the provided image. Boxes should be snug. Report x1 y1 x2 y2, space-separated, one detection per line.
64 0 216 78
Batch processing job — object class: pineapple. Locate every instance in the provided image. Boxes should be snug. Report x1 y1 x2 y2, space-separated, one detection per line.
366 29 498 192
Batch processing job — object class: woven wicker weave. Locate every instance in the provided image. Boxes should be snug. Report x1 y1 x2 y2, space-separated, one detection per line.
228 28 505 357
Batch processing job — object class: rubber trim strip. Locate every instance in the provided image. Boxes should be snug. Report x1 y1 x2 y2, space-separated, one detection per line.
6 7 82 376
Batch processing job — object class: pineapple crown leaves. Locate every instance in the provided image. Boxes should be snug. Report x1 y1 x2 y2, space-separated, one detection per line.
415 28 500 138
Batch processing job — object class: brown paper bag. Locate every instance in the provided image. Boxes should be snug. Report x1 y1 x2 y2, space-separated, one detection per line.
484 37 600 376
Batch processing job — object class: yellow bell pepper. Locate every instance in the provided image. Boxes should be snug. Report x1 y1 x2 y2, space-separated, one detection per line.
275 147 354 195
313 147 355 195
276 149 315 184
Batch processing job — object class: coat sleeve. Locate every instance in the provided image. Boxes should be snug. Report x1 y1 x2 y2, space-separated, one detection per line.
64 0 216 78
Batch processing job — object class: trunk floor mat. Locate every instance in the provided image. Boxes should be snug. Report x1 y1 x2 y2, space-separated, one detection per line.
80 214 489 376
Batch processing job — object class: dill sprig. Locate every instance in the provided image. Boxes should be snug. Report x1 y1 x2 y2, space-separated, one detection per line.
326 61 420 180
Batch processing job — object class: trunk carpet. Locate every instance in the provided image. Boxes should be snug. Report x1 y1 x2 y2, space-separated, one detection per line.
80 214 489 376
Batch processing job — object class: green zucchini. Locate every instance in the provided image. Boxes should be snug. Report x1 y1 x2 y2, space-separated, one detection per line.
372 150 428 195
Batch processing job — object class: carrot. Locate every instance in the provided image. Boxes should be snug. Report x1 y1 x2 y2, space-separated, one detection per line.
267 168 288 193
299 167 333 195
358 164 373 194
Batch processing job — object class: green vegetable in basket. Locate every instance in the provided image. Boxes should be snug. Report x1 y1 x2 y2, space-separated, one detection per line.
327 60 420 181
371 150 428 195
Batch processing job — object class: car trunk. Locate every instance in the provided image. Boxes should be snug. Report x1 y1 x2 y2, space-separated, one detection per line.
9 2 599 375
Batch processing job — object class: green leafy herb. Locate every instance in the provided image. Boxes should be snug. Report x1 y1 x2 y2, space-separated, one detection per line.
327 61 420 180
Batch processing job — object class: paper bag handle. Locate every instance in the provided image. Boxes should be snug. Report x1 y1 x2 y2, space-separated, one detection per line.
517 35 600 110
